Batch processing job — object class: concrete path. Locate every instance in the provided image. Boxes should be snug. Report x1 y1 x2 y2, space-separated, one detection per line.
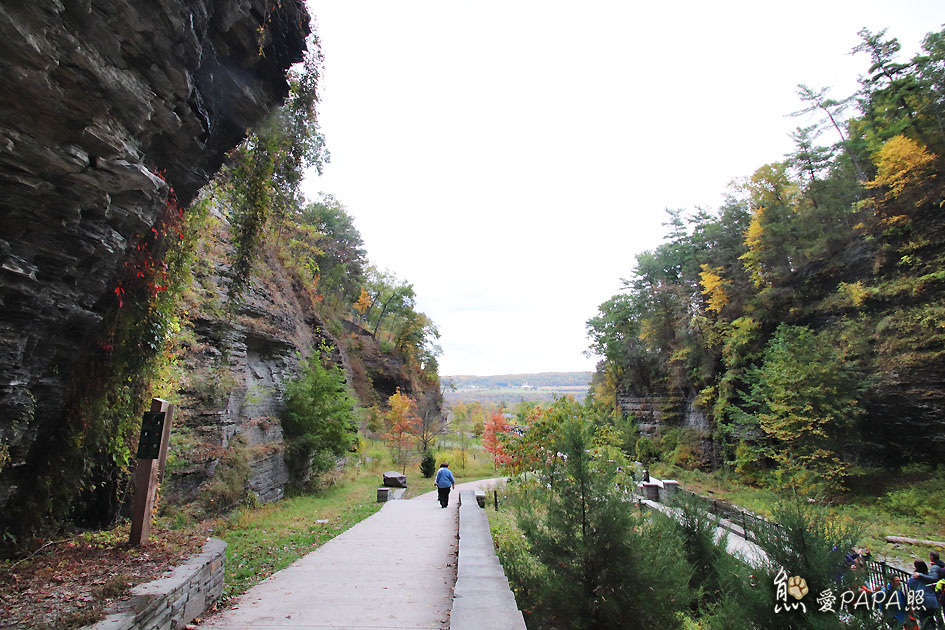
640 498 766 566
199 478 504 630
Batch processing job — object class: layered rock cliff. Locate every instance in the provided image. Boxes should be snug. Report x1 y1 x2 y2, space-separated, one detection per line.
163 223 442 511
0 0 310 537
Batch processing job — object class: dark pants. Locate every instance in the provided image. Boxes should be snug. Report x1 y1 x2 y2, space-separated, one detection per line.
437 486 451 507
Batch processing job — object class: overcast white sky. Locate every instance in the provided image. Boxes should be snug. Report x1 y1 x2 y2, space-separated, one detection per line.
301 1 945 377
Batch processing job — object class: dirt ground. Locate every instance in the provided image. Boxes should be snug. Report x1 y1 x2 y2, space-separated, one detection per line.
0 523 209 630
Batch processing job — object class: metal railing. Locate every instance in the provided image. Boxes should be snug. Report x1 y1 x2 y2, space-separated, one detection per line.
674 488 782 544
667 487 944 626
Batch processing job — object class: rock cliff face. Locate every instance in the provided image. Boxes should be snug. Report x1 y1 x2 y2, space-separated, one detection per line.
616 390 719 467
166 240 334 507
164 235 441 511
0 0 310 528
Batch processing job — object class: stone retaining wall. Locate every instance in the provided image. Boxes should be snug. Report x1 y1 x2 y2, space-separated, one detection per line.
85 538 226 630
451 490 526 630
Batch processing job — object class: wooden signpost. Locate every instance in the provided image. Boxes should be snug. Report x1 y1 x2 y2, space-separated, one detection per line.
130 398 174 546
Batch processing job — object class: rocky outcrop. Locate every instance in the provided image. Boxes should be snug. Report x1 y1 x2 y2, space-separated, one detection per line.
382 471 407 488
618 390 718 466
617 392 707 436
162 232 440 510
0 0 310 530
166 239 332 507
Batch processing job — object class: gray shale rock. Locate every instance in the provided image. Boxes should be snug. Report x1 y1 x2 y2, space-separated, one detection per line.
0 0 310 528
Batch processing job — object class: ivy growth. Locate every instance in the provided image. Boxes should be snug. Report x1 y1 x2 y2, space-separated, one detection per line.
225 38 330 302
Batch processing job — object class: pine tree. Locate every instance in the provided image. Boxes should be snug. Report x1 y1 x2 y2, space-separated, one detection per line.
513 411 690 629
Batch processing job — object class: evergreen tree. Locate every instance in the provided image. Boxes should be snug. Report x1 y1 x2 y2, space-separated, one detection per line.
513 407 690 629
281 346 357 481
739 325 863 491
419 451 436 478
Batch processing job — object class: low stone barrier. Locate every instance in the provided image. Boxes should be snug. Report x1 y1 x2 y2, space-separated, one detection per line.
84 538 226 630
451 490 526 630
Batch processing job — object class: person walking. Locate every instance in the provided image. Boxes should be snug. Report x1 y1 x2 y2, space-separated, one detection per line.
434 462 455 508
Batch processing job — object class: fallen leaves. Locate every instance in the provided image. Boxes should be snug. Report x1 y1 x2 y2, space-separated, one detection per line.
0 523 208 629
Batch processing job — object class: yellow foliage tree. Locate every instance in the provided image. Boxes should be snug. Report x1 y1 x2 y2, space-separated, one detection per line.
383 389 421 474
354 285 371 315
740 207 767 287
698 264 730 312
866 135 937 204
864 135 941 227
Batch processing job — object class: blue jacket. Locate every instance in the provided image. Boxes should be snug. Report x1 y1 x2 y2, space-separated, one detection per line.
435 467 455 489
907 576 941 610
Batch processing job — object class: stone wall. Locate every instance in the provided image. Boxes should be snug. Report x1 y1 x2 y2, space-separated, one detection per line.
0 0 310 527
85 538 226 630
452 490 527 630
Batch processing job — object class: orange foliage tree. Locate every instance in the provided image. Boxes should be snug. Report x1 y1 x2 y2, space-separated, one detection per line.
483 410 511 469
383 388 421 474
354 285 372 316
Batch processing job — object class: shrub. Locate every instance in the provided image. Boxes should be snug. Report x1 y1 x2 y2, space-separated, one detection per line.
202 435 252 513
879 476 945 521
282 346 357 483
635 435 660 465
419 451 436 478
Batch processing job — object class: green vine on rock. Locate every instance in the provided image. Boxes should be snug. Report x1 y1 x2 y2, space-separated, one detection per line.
225 37 329 302
0 179 214 545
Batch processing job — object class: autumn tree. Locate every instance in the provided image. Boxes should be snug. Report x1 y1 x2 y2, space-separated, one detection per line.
864 134 942 227
698 264 729 313
483 409 510 469
504 399 572 477
415 393 446 452
451 417 472 470
354 286 371 317
362 404 384 442
383 389 421 474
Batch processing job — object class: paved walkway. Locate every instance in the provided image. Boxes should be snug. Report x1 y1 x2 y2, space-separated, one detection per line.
199 478 504 630
640 498 766 566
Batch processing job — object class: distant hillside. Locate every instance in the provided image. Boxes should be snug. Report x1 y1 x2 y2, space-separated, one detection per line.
442 372 592 405
444 372 593 389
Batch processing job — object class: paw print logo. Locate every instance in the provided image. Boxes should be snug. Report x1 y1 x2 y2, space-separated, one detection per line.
787 576 809 600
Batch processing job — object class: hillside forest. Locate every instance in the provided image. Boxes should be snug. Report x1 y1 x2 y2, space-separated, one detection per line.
586 27 945 493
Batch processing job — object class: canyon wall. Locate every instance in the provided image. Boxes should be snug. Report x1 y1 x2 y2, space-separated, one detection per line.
0 0 310 534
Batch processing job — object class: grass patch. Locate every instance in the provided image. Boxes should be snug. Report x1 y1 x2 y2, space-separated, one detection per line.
214 473 382 602
360 438 499 482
